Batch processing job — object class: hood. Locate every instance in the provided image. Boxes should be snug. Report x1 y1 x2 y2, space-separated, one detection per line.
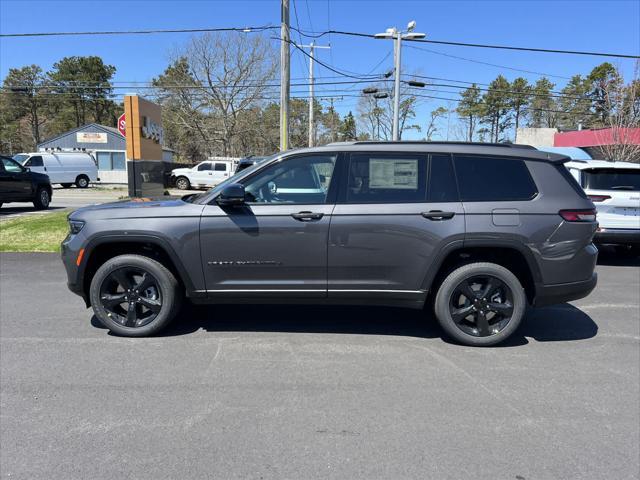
171 167 192 174
69 197 193 217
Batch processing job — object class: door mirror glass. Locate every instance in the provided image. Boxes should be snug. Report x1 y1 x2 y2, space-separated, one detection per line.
217 183 246 206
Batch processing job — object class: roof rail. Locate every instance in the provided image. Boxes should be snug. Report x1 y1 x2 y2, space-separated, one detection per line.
337 140 537 150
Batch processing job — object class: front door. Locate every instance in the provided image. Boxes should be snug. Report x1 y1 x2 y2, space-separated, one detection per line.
199 153 339 297
0 157 32 200
328 152 465 300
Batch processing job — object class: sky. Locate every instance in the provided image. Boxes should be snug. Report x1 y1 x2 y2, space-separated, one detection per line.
1 0 639 140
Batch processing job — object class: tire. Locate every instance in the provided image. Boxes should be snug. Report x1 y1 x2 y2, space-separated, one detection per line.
175 176 191 190
32 187 50 210
75 175 90 188
434 262 526 347
89 254 182 337
61 183 73 188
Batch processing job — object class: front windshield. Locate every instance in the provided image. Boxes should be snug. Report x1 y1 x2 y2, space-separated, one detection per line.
187 153 282 204
12 154 28 164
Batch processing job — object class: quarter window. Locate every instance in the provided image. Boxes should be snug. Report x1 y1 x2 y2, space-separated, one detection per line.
453 155 538 201
243 154 336 204
346 153 427 203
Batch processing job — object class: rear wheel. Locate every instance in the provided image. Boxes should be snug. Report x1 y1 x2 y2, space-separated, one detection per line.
89 254 182 337
175 176 191 190
434 262 526 347
33 187 50 210
75 175 89 188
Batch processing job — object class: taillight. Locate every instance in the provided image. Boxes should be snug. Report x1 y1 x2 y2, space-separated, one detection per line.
587 194 611 202
559 209 597 222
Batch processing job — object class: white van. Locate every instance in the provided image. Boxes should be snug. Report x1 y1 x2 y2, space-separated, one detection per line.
13 152 99 188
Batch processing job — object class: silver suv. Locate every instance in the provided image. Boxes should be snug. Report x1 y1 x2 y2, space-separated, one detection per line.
61 142 598 346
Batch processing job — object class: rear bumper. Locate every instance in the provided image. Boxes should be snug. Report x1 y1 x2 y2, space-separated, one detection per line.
594 228 640 246
534 272 598 307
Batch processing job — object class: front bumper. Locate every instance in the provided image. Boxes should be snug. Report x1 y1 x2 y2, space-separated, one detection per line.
594 228 640 246
534 272 598 307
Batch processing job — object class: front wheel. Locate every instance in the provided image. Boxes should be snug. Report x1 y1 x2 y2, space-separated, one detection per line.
175 176 191 190
434 262 526 347
33 187 50 210
89 254 182 337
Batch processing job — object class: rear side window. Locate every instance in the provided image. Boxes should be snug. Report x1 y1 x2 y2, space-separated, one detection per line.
429 154 459 202
214 163 227 171
346 153 427 203
582 168 640 192
24 156 43 167
453 155 538 201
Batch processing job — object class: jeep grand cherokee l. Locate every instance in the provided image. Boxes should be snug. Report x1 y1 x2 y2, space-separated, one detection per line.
61 142 598 346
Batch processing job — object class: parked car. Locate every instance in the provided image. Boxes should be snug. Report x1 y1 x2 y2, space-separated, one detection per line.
170 160 234 190
0 155 52 209
13 152 98 188
62 142 598 346
235 155 267 173
565 160 639 256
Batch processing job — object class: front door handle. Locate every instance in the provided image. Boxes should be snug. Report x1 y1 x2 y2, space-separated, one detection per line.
421 210 455 220
291 211 324 221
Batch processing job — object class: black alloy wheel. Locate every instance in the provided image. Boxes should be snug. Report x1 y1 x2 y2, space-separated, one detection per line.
99 267 162 328
449 275 514 337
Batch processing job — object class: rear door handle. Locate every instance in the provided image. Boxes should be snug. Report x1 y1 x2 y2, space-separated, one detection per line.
291 211 324 221
421 210 455 220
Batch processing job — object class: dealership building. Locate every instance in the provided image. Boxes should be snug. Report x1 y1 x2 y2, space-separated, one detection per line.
37 123 175 184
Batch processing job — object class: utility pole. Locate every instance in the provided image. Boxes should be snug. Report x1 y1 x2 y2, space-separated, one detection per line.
280 0 290 151
297 42 330 147
375 21 426 141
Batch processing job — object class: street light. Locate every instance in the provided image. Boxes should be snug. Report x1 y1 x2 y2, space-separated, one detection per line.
375 21 426 141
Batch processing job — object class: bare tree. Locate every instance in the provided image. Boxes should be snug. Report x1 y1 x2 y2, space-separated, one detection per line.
424 106 447 140
595 62 640 162
357 83 420 140
154 33 277 157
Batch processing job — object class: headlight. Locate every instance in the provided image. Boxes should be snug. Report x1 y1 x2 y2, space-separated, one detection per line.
69 220 85 235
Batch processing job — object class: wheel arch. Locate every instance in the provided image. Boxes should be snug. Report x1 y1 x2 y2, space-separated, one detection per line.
80 235 198 306
423 240 542 304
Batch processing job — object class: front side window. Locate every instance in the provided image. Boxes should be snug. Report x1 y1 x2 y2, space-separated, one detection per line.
346 153 427 203
214 163 227 171
243 154 336 204
1 157 25 173
198 163 212 171
453 155 538 202
24 156 43 167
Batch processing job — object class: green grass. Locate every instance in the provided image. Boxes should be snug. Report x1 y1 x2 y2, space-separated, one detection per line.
0 210 70 252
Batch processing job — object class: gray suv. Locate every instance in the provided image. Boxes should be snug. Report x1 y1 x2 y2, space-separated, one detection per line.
61 142 598 346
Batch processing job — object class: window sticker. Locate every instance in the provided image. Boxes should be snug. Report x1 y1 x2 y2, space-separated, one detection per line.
369 159 418 190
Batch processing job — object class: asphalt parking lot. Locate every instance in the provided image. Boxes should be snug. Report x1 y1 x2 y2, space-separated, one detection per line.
0 250 638 479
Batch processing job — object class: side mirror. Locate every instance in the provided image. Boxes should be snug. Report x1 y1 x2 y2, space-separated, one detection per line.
217 183 246 206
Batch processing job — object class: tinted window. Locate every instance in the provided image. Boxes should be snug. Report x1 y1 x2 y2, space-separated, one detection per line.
453 155 537 201
346 154 427 203
244 154 336 204
582 168 640 191
429 154 458 202
24 156 43 167
1 157 24 173
198 163 212 171
214 163 227 171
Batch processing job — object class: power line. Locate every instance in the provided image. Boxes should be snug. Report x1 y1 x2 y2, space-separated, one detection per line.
404 44 572 80
3 24 637 59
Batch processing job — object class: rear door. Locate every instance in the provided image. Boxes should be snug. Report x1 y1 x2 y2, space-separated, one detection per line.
328 152 465 301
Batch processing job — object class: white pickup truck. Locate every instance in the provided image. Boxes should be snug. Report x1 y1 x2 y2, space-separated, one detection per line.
170 160 234 190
